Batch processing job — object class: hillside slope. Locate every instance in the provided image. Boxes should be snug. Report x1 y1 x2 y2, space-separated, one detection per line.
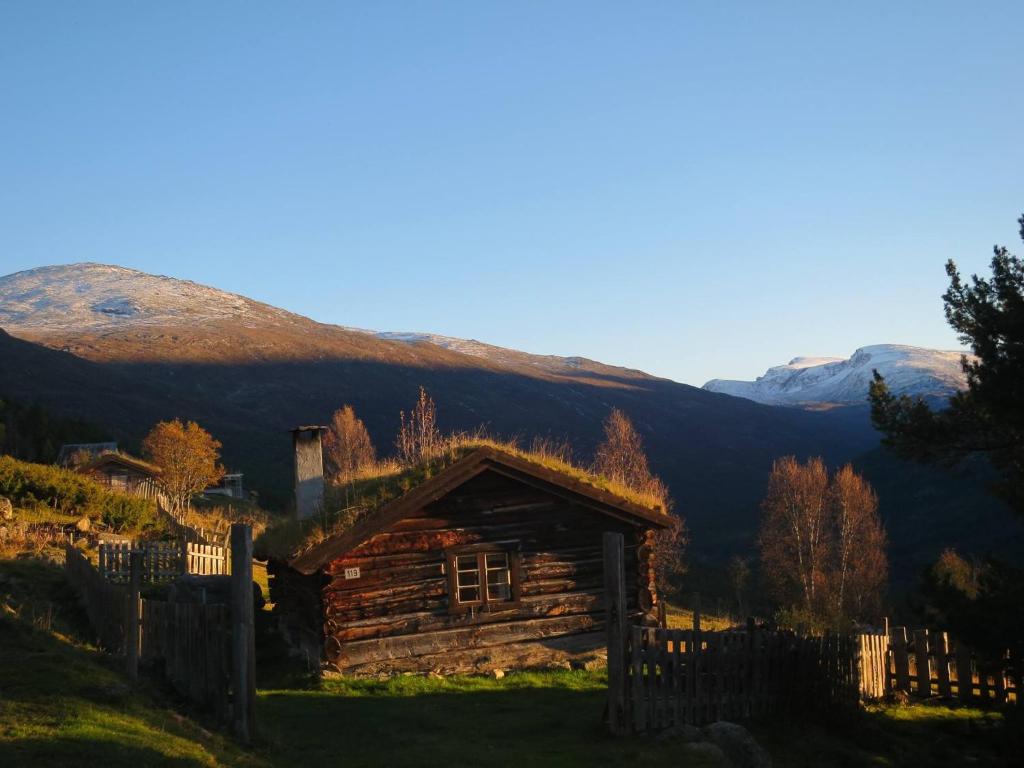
0 264 884 557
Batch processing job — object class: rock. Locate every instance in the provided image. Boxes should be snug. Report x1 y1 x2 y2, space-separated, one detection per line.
74 516 91 532
0 497 12 521
703 721 772 768
427 670 443 679
656 723 705 743
0 525 8 541
490 669 505 680
684 741 731 766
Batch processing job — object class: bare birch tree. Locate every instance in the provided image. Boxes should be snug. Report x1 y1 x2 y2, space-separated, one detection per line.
396 387 441 465
593 408 687 593
323 405 376 483
829 464 887 620
759 456 830 616
759 456 887 625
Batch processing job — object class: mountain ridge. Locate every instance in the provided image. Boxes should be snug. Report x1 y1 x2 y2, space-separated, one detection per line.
703 344 969 407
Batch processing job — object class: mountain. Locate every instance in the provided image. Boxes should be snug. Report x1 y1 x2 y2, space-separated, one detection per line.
703 344 969 408
0 264 879 541
2 263 1018 588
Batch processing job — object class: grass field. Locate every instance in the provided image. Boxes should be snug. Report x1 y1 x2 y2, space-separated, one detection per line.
0 555 262 767
0 552 1017 767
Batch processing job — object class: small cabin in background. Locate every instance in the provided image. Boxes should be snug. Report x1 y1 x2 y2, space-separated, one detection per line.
57 441 119 467
265 445 670 676
80 452 161 498
205 472 245 499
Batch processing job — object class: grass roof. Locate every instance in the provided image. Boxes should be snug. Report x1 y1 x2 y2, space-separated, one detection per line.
255 437 668 562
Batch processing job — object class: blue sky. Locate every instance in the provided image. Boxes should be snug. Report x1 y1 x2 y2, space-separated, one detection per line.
1 2 1021 385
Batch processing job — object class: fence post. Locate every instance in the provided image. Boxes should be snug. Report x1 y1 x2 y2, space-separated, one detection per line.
230 523 256 743
603 531 627 735
126 550 142 682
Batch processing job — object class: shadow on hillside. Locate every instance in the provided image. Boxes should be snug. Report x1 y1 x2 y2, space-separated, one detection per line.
256 684 627 768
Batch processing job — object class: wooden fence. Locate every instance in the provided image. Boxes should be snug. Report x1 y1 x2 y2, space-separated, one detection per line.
603 534 1023 735
187 542 230 575
64 525 255 742
859 627 1021 706
66 542 129 652
618 624 858 732
98 540 229 582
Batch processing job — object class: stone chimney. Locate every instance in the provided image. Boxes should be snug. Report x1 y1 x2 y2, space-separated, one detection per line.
291 426 327 520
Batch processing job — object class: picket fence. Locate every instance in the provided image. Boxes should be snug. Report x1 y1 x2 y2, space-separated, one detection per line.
98 540 229 583
860 627 1021 706
64 536 255 740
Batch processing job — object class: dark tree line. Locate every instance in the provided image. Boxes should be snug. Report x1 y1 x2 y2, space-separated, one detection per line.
0 396 109 464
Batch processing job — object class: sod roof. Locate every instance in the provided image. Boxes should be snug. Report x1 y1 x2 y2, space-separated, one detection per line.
257 441 671 573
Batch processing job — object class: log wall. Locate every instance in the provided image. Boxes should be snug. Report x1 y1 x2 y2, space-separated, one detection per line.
272 471 660 675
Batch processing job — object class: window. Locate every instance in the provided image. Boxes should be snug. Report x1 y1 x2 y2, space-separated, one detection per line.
446 547 520 612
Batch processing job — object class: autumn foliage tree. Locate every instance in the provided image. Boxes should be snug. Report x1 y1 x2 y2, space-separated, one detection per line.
142 419 224 518
759 456 887 627
396 387 442 466
593 408 687 595
323 405 376 483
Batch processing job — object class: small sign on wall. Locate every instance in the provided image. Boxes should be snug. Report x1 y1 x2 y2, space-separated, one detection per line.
344 567 360 580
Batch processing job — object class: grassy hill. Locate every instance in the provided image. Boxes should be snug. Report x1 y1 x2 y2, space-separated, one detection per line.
0 556 262 767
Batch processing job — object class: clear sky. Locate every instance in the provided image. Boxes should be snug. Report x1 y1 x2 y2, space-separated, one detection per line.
1 2 1021 386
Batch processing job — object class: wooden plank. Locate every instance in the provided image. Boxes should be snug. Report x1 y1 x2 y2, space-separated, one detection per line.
230 524 256 743
993 652 1007 705
892 627 910 694
631 625 645 732
956 641 973 702
602 532 627 735
126 551 142 682
672 629 682 727
913 630 930 696
935 631 952 698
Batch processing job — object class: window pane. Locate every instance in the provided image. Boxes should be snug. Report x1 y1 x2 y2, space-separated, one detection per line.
456 555 478 571
458 586 480 603
487 582 512 601
485 553 508 569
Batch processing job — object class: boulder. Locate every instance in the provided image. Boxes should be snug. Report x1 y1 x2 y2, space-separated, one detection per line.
703 721 772 768
490 668 505 680
0 497 13 521
656 723 705 743
684 741 731 766
74 516 91 532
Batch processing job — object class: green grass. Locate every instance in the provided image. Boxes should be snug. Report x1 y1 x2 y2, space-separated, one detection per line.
256 670 720 768
0 551 1016 767
0 555 263 767
751 701 1012 767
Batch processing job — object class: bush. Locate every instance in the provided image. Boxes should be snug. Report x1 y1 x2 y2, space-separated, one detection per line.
0 455 155 532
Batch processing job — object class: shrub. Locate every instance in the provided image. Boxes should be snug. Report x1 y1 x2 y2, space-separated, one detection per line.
0 455 155 532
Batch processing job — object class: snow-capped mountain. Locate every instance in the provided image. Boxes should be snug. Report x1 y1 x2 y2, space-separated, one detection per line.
703 345 970 407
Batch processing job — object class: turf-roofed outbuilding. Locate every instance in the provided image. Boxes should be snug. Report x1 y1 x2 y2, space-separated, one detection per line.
264 445 671 676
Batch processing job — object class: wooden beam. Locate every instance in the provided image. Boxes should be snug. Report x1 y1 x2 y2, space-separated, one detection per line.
230 524 256 744
604 532 627 735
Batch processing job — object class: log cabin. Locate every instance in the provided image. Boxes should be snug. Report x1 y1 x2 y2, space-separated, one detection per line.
265 444 671 676
80 451 161 498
